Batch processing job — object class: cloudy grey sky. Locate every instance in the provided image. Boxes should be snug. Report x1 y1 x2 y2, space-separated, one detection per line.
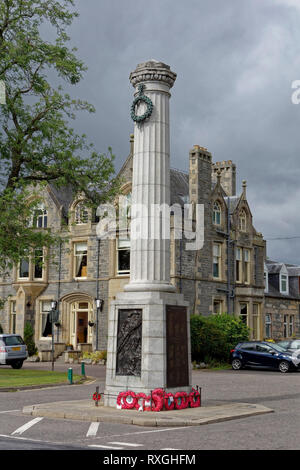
61 0 300 264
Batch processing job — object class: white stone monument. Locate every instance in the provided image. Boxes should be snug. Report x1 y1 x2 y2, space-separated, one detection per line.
104 61 191 406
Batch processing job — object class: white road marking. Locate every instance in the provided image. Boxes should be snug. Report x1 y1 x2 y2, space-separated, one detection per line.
86 422 100 437
0 410 20 414
161 448 181 450
88 444 124 449
11 417 44 436
108 441 144 447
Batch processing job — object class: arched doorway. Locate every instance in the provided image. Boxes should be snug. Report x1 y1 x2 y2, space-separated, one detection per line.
60 293 94 350
70 301 93 349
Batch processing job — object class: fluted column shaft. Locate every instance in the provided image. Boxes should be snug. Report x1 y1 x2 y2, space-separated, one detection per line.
125 61 176 292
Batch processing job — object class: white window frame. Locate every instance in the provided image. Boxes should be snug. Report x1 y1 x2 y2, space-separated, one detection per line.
213 299 223 315
264 264 268 293
40 300 53 339
75 202 89 225
243 249 250 284
213 243 222 279
239 302 249 326
239 209 247 232
74 242 88 279
18 257 30 280
280 273 288 294
265 313 272 338
33 248 44 280
236 247 242 283
9 300 17 334
34 207 48 228
117 238 131 275
213 201 221 226
252 303 261 340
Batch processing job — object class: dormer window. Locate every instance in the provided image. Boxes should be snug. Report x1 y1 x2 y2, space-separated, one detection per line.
239 209 247 232
33 207 48 228
264 269 268 293
75 202 89 224
213 201 221 225
280 274 288 294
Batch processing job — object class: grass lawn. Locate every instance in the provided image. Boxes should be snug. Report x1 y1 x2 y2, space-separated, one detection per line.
0 369 81 388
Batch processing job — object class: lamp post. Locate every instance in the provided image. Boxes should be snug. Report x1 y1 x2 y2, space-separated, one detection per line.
50 300 58 372
95 298 103 351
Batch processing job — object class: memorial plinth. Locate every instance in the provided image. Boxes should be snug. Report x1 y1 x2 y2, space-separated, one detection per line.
104 61 191 406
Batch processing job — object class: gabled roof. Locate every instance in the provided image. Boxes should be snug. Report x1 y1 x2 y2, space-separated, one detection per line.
224 195 240 214
48 183 75 217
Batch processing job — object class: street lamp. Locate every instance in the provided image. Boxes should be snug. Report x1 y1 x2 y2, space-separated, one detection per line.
95 299 104 351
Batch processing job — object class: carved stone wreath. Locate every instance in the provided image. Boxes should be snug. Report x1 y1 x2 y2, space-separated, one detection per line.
131 84 153 123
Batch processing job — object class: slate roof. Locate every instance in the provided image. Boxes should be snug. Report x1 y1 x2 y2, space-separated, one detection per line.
224 195 240 214
48 183 75 217
265 259 300 299
170 168 189 206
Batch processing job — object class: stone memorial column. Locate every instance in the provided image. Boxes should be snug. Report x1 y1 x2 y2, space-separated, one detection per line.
104 61 191 406
124 61 176 293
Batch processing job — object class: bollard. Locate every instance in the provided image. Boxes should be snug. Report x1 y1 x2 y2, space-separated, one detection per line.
81 361 86 377
68 367 73 385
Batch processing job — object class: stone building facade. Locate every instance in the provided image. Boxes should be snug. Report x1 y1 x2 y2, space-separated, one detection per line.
0 136 299 358
264 260 300 340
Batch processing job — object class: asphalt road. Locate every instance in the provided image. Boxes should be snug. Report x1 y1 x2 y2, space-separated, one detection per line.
1 362 300 451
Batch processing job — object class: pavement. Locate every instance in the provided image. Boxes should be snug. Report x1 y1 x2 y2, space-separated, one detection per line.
23 399 273 427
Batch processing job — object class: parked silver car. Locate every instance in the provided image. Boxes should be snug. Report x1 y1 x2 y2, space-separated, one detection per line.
0 334 28 369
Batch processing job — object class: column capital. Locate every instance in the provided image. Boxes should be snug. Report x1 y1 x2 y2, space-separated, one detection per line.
129 60 177 89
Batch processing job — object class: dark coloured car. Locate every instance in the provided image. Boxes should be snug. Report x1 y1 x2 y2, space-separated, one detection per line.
276 339 300 353
230 341 300 373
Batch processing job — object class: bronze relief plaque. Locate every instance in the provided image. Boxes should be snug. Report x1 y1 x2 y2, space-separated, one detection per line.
116 309 142 376
166 305 189 388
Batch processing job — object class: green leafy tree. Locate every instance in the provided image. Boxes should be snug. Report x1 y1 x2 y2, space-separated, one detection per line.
190 315 229 363
23 321 37 356
0 0 120 272
190 314 250 364
208 314 250 352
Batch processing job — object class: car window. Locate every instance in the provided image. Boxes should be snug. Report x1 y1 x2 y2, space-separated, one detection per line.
3 336 25 346
290 340 300 349
278 341 289 348
256 344 272 353
240 343 256 351
271 343 287 353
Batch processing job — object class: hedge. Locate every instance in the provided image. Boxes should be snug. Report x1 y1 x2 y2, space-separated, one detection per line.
190 314 250 363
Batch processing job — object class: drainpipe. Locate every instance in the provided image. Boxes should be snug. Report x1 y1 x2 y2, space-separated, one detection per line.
57 241 62 343
227 198 231 315
179 239 183 294
96 239 100 351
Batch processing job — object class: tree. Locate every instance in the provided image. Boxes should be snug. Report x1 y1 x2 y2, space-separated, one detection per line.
208 314 250 352
0 0 120 272
190 315 229 363
23 321 37 356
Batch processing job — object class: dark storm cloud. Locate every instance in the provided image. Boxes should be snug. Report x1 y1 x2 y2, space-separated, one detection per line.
62 0 300 264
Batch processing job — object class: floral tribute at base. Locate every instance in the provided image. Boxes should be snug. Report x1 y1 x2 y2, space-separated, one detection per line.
116 388 201 411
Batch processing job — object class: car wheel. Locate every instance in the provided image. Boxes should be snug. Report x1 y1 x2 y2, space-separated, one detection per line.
278 360 290 373
11 360 23 370
231 358 243 370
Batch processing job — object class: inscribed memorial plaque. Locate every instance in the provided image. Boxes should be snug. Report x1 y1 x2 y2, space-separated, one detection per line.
166 305 189 387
